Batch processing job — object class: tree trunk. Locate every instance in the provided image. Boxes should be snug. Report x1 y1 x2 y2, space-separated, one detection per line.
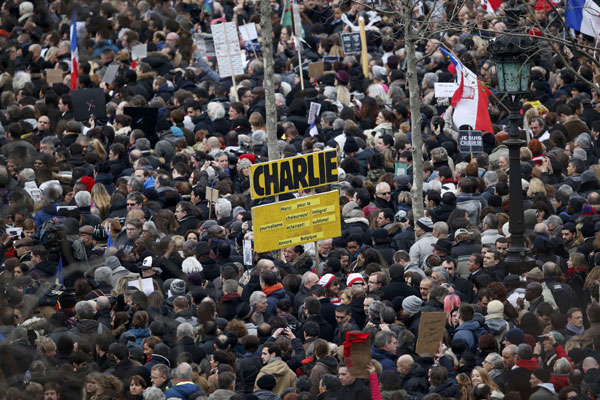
260 0 279 161
404 32 424 222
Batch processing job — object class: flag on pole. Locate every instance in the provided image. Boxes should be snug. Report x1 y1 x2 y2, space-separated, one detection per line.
55 256 64 285
282 0 293 26
70 10 78 90
481 0 502 13
565 0 600 37
106 225 113 248
440 47 494 134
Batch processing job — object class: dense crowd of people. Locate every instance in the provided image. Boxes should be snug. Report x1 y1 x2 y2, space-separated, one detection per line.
2 0 600 400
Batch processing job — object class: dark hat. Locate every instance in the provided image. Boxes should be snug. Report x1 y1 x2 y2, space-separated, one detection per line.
372 228 389 241
143 188 159 202
58 292 77 309
195 241 211 256
256 374 277 391
79 225 94 235
504 328 524 345
65 120 82 133
532 368 551 383
335 70 350 85
343 137 359 154
432 238 453 254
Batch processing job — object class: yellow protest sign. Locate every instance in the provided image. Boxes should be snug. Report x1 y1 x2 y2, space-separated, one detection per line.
251 190 341 252
249 150 339 199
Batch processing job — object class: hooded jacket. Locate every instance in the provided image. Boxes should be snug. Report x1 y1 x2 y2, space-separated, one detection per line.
530 383 558 400
255 358 297 395
484 317 509 343
453 319 481 350
309 356 338 396
398 363 428 395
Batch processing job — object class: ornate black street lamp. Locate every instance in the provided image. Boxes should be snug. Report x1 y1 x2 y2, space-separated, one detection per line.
488 2 536 275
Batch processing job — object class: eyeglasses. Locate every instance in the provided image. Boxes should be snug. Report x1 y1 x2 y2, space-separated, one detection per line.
127 202 138 207
379 192 391 195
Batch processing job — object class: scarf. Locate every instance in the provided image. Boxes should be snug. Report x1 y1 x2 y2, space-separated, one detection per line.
567 322 584 336
566 266 586 280
262 283 284 296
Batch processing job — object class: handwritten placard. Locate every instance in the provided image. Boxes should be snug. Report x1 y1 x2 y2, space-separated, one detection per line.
415 312 447 355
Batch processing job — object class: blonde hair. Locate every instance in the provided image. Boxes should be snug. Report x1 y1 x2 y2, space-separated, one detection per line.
471 366 499 392
91 183 111 219
90 139 106 160
336 85 350 107
585 266 600 289
36 336 56 355
527 177 546 197
126 209 145 223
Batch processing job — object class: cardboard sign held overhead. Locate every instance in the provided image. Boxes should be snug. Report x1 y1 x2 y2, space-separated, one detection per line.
71 88 107 121
415 312 447 355
292 4 303 37
211 22 245 78
458 130 483 155
205 187 219 203
308 62 324 78
45 69 63 84
102 64 119 85
239 23 258 42
131 43 147 60
308 102 321 125
340 32 362 55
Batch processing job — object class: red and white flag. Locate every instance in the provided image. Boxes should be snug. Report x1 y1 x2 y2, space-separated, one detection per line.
440 48 494 134
481 0 502 13
70 10 78 90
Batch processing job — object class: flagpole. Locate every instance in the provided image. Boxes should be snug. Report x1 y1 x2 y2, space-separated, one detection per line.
296 36 304 91
359 17 368 77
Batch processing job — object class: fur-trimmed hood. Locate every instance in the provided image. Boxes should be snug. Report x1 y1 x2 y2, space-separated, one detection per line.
137 71 156 81
343 216 369 226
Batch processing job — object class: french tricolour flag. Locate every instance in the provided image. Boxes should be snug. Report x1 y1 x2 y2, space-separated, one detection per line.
481 0 502 13
440 47 493 134
70 10 78 90
566 0 600 37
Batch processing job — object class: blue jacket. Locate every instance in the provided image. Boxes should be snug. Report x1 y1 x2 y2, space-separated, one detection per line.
371 346 397 372
266 288 291 317
92 40 119 57
453 320 481 350
164 382 204 400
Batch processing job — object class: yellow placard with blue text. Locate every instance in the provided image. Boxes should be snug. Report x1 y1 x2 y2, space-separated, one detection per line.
251 190 341 252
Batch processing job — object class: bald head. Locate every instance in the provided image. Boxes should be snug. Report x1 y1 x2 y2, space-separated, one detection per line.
302 271 319 288
583 357 599 372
